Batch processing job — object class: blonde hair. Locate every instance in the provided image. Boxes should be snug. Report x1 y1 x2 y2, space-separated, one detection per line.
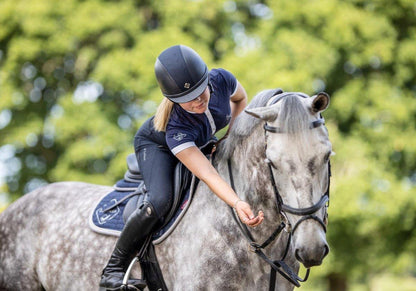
153 98 175 132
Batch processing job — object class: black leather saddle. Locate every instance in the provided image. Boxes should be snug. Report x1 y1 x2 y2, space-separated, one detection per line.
121 153 193 230
121 140 216 291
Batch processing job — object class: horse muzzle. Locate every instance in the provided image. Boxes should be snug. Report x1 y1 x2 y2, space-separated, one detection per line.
295 240 329 268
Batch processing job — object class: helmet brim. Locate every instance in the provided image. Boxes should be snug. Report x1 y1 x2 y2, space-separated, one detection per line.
165 74 209 104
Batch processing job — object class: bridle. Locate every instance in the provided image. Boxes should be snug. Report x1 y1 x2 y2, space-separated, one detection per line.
227 92 331 289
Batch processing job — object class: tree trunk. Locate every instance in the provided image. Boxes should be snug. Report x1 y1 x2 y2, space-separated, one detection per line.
327 273 348 291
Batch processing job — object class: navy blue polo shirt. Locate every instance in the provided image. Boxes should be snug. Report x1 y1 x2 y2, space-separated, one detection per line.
166 68 238 155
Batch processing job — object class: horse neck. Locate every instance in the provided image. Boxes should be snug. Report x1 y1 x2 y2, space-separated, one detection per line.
215 125 280 224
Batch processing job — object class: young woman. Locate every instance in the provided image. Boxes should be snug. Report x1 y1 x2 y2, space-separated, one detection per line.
100 45 264 289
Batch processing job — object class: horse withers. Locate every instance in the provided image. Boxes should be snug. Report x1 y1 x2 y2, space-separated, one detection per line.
0 89 332 291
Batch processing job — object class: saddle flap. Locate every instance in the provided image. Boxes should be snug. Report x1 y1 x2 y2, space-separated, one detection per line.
161 162 192 228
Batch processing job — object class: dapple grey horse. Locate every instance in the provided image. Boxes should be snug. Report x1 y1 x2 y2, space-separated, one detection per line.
0 90 332 290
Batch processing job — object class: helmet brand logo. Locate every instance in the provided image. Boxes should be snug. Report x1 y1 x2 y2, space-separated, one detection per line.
184 83 190 89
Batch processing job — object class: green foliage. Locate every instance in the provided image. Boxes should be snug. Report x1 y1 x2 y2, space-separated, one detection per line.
0 0 415 288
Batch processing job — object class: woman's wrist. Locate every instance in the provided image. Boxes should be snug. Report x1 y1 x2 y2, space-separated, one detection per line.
233 198 243 209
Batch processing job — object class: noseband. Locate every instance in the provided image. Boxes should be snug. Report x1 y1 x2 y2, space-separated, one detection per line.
264 127 330 236
227 92 331 289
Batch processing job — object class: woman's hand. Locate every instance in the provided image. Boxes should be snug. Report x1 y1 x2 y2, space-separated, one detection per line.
234 200 264 227
176 147 264 227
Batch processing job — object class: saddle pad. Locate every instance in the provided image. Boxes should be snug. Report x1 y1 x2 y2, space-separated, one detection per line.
89 180 192 243
89 180 143 236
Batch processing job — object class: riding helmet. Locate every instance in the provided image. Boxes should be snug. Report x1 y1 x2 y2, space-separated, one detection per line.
154 45 208 103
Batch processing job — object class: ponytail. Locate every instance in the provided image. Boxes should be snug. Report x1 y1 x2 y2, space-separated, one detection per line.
153 98 174 132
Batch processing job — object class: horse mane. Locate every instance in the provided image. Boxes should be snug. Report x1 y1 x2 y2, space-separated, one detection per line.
277 92 311 134
276 93 312 159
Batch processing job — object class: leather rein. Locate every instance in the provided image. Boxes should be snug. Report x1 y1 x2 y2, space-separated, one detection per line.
227 96 331 289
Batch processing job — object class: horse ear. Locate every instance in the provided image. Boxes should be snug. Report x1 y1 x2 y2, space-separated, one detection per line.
311 92 330 113
245 106 278 121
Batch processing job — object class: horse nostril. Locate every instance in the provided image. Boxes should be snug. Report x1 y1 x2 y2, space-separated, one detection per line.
295 249 302 262
295 245 329 268
323 244 330 258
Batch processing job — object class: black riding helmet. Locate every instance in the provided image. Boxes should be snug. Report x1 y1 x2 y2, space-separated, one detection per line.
154 45 208 103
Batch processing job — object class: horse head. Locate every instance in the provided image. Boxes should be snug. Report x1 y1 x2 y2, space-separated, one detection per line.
243 91 332 269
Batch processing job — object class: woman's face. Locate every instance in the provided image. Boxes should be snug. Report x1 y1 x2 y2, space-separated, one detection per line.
179 87 210 114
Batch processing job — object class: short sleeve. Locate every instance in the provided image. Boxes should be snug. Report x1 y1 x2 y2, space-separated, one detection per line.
165 125 197 155
214 69 238 98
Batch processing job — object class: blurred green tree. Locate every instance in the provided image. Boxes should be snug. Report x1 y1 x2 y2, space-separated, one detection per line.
0 0 415 290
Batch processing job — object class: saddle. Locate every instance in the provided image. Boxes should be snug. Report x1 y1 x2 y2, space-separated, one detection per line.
90 155 196 290
90 141 216 290
125 154 196 291
90 155 195 242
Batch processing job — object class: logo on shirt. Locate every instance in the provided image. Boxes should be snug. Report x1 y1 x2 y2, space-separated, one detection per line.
173 132 187 141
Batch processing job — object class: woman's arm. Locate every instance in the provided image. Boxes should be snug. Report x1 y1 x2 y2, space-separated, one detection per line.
228 82 248 131
176 146 264 227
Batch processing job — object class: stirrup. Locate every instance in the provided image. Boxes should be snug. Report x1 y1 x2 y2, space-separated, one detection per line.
123 257 147 290
98 257 146 291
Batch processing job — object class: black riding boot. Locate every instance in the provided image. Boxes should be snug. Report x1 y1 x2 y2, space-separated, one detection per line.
99 202 159 290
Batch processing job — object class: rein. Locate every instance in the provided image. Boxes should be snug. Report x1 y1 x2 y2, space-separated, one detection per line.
227 159 309 289
226 94 331 289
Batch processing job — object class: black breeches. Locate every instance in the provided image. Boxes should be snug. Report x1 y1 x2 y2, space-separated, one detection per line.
134 117 178 221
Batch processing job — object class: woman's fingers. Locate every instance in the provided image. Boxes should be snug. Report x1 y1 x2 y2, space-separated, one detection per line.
236 202 264 227
245 211 264 227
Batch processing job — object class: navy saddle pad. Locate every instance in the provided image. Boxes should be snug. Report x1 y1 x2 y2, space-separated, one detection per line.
89 178 192 244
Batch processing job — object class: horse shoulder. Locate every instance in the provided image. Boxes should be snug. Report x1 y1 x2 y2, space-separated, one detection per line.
155 183 252 289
